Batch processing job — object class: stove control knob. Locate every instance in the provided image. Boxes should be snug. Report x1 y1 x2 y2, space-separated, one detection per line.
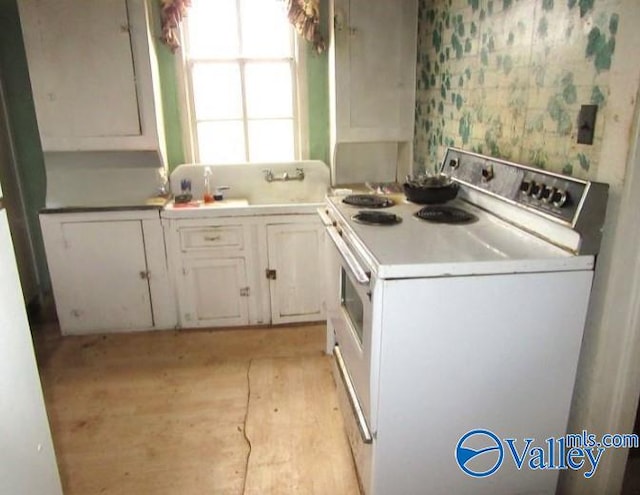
520 180 533 195
552 189 570 208
531 182 544 199
481 165 494 182
541 186 554 203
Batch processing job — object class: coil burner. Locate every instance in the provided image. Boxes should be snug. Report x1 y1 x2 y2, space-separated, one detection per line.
414 205 478 224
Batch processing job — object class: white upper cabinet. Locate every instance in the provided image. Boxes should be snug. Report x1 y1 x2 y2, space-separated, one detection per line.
18 0 165 159
329 0 418 143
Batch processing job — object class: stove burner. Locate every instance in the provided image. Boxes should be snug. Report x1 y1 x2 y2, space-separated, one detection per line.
414 205 478 224
352 210 402 226
342 194 395 208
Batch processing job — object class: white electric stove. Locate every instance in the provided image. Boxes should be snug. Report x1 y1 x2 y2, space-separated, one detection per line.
320 147 608 495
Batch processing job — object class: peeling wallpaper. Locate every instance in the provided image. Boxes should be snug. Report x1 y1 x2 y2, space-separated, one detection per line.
413 0 621 178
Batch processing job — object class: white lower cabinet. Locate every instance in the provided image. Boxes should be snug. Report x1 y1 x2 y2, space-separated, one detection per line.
180 257 250 327
266 222 324 324
168 218 260 328
167 213 325 329
40 210 176 335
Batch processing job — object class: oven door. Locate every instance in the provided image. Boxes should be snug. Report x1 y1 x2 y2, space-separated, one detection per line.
319 208 374 438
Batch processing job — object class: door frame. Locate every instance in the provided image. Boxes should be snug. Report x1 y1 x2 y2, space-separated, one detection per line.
560 83 640 494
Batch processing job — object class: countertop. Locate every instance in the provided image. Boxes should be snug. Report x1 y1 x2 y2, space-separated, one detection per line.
40 196 323 218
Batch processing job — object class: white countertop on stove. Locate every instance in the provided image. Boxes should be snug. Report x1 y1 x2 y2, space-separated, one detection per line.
326 196 594 279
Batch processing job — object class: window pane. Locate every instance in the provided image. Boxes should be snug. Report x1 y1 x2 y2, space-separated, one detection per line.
187 0 239 58
197 121 246 163
245 62 293 119
240 0 292 57
248 120 295 162
192 63 243 120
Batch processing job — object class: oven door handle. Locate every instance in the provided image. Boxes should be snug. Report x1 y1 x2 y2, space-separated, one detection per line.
317 207 333 227
325 226 370 285
333 345 373 444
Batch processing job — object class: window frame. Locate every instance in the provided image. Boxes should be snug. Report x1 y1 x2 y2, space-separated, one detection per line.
174 2 309 164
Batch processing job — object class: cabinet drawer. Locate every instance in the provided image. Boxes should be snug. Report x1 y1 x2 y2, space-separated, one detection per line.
180 226 244 251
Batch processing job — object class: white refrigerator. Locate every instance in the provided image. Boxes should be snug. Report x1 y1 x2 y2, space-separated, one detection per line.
0 180 62 493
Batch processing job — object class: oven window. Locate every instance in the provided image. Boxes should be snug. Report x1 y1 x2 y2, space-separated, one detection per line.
341 268 364 345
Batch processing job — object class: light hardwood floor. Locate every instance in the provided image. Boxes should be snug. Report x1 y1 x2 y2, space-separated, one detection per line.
33 323 361 495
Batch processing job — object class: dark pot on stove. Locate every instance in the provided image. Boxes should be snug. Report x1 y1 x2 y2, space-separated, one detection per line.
403 175 459 204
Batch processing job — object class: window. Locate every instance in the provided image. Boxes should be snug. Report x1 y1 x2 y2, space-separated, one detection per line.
181 0 303 163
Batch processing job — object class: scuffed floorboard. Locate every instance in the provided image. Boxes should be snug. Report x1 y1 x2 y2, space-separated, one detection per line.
34 323 360 495
244 357 360 495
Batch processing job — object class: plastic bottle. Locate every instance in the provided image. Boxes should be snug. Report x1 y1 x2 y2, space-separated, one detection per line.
203 167 214 203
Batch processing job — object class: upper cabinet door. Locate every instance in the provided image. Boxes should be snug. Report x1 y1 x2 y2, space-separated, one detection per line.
330 0 418 143
18 0 164 155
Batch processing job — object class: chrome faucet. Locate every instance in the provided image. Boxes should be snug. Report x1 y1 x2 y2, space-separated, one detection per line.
263 168 305 182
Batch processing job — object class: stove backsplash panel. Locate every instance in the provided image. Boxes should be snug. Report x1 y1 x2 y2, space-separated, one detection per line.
413 0 623 179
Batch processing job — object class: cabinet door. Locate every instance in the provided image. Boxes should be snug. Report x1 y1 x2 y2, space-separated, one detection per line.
18 0 141 147
180 258 250 327
54 220 153 333
331 0 417 142
266 223 325 324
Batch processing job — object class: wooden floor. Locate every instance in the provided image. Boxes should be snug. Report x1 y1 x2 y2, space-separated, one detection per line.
32 322 361 495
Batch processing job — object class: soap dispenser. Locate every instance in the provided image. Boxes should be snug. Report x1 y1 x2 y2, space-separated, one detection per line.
203 167 214 203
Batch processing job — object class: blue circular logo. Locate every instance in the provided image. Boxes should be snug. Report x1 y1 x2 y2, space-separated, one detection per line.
455 429 504 478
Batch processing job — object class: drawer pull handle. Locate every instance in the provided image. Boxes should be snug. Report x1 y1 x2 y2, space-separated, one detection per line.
204 235 222 241
333 345 372 444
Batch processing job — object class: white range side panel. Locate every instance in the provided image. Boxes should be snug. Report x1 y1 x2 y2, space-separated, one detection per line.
372 270 593 495
0 211 62 495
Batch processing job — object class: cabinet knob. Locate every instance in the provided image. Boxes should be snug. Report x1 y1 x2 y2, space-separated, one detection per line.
139 270 150 280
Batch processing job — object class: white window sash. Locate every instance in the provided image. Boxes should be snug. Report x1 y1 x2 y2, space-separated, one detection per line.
175 6 307 164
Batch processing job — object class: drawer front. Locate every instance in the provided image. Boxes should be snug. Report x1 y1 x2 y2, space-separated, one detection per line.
331 353 372 495
180 226 244 251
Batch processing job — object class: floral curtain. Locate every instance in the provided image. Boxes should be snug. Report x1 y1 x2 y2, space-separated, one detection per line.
159 0 325 54
286 0 325 54
160 0 191 53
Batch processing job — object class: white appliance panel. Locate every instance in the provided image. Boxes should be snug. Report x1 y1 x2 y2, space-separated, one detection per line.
0 209 62 494
371 270 593 495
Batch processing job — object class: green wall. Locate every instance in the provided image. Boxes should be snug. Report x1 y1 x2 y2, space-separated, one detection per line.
0 0 49 291
149 0 185 170
305 0 331 165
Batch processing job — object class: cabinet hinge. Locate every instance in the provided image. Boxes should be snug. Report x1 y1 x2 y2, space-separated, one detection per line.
240 287 250 297
265 269 277 280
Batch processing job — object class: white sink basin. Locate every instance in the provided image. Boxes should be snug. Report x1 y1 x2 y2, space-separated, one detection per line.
169 160 330 207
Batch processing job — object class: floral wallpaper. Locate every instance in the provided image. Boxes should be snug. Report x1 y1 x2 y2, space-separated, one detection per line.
413 0 621 178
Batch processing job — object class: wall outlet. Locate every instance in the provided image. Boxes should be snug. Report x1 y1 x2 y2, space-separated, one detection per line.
577 105 598 145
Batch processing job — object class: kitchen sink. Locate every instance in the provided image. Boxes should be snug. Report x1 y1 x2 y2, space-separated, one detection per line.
168 160 330 207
